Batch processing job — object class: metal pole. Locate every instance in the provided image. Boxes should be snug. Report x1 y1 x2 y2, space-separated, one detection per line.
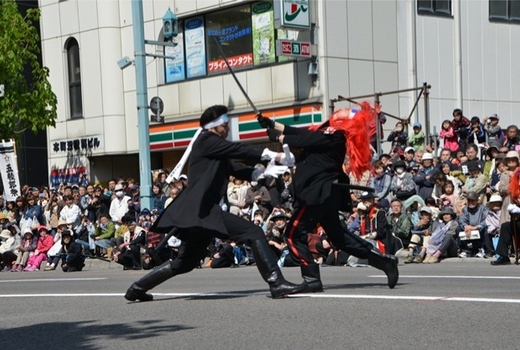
131 0 152 211
423 82 431 149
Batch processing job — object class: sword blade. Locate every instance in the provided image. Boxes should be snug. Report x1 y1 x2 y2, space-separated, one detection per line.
212 36 259 115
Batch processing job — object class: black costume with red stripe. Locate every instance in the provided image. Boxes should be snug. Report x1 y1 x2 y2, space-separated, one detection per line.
282 125 374 267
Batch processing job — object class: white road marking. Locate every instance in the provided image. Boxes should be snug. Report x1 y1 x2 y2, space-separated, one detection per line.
369 275 520 280
0 292 520 304
0 278 107 283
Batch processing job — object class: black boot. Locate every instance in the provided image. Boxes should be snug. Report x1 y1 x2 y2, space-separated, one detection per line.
301 264 323 293
250 239 307 299
125 260 175 302
367 249 399 289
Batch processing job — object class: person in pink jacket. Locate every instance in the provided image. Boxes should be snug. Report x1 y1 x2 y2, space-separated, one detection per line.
439 119 460 154
24 226 54 271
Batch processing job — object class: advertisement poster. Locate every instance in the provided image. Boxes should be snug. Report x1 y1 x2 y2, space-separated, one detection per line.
165 31 186 83
185 17 207 78
252 2 275 65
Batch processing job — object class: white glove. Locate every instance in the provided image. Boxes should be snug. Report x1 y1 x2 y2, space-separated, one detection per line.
279 151 295 167
264 160 289 178
507 204 520 214
261 148 278 161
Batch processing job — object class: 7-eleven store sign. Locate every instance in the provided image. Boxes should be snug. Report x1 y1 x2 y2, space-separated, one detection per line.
149 105 323 151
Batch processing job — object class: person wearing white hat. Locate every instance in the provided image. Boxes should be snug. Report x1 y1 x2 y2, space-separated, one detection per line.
413 152 437 198
485 194 503 257
0 229 19 271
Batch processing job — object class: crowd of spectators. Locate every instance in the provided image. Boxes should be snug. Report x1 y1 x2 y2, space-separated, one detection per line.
2 108 520 273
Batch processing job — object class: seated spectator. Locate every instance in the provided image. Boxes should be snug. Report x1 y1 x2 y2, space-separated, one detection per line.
423 207 459 263
11 228 37 272
404 206 434 263
44 229 85 272
209 240 235 268
92 213 116 257
45 221 68 269
413 152 437 198
492 170 520 265
498 151 519 224
251 180 272 220
457 191 489 258
390 160 416 201
461 161 487 201
227 178 253 217
265 211 290 259
372 160 392 202
486 194 503 257
24 226 53 271
75 216 96 255
0 228 19 271
113 221 147 270
387 199 412 247
141 231 182 270
502 124 520 150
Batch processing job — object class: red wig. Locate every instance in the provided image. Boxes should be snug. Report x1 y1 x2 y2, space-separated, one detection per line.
508 167 520 203
315 102 379 180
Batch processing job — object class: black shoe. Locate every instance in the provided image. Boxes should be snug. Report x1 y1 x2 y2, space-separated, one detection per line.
368 249 399 289
125 284 153 302
132 266 143 270
490 257 511 266
305 280 324 293
270 281 308 299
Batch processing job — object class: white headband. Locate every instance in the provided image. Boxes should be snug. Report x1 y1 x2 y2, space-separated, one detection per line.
203 113 229 129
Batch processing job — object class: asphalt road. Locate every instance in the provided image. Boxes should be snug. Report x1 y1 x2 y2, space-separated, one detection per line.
1 259 519 350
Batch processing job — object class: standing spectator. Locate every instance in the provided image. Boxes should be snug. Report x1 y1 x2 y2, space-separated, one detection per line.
109 183 130 225
20 195 43 232
408 122 426 151
439 119 459 154
451 108 471 150
483 114 504 148
387 121 408 157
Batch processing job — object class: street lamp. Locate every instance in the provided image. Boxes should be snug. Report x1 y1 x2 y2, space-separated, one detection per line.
129 1 178 211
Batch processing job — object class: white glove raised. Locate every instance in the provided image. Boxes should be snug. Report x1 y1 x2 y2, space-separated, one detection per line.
264 160 289 178
279 151 295 167
261 148 278 161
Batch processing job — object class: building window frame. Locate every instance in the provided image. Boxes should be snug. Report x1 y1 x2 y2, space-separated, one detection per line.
65 38 83 119
489 0 520 23
417 0 452 17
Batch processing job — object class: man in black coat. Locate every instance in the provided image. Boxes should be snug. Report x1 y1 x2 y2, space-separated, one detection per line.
257 105 399 292
125 105 306 302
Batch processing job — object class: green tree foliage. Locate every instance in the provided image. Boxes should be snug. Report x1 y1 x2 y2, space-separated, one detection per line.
0 0 57 140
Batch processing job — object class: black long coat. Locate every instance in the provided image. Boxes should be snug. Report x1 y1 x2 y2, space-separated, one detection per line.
282 125 349 206
151 130 263 238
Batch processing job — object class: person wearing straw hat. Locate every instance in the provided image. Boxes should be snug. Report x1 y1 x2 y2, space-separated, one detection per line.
125 105 305 302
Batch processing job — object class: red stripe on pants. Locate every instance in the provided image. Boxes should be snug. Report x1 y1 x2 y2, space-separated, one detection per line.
286 205 309 266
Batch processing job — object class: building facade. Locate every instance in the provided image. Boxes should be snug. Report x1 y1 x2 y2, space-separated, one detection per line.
38 0 520 187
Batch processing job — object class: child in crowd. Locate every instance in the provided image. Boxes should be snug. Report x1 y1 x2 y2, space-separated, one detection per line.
439 120 459 154
408 122 425 151
387 122 408 157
